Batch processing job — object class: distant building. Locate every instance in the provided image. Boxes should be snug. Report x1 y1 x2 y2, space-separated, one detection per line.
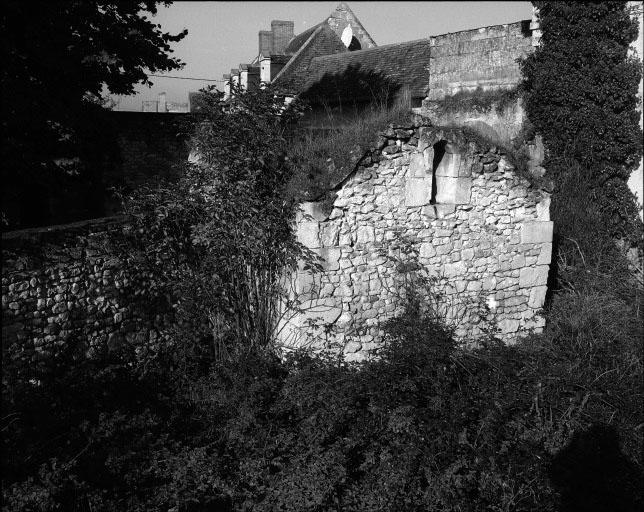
142 92 189 113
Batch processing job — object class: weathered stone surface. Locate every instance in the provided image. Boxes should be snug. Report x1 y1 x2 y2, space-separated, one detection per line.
297 221 320 248
314 247 341 271
300 299 343 325
419 242 436 258
535 195 550 221
434 152 461 178
319 223 339 247
537 243 552 265
405 177 432 206
343 340 362 354
356 225 376 244
435 176 472 204
498 318 520 333
409 152 429 177
528 285 548 308
521 221 553 244
519 265 549 288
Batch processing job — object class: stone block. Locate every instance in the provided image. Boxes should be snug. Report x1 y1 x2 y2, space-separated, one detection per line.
444 261 466 278
297 201 329 223
319 223 339 247
528 285 548 308
434 152 461 178
519 265 549 288
422 203 456 219
313 247 341 271
409 152 430 177
295 271 320 298
510 254 525 269
297 221 320 248
419 242 436 258
498 318 520 334
535 195 551 221
343 340 362 354
537 243 552 265
405 177 432 206
435 176 472 204
462 248 474 261
356 225 376 244
521 221 553 244
482 276 496 291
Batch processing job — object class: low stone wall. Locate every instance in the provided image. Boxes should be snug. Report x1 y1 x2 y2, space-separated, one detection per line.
2 217 168 363
282 123 552 360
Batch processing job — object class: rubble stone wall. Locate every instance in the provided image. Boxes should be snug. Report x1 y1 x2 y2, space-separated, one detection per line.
2 217 167 361
283 123 552 361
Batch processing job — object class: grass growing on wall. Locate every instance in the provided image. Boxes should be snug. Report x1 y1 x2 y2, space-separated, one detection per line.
285 99 411 206
434 86 521 115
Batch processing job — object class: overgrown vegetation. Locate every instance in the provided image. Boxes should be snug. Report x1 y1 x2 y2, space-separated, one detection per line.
3 3 644 510
520 1 643 247
435 86 521 115
285 97 411 207
3 264 642 510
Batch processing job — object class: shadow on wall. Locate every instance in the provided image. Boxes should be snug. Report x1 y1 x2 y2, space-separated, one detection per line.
549 423 643 512
298 63 402 125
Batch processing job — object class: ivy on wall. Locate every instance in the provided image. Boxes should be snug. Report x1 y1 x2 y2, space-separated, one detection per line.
520 1 643 248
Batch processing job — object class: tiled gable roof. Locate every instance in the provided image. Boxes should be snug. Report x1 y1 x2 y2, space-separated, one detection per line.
301 39 432 101
272 24 348 94
284 23 325 54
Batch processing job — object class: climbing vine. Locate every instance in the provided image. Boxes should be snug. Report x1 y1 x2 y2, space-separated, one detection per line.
520 1 642 249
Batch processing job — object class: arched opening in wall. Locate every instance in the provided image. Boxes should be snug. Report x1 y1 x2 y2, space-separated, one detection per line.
348 36 361 51
431 140 447 204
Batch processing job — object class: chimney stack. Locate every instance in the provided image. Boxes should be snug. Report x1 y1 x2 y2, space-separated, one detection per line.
271 20 294 55
259 30 272 56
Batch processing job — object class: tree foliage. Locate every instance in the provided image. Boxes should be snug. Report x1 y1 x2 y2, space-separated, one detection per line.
1 1 187 228
520 1 643 247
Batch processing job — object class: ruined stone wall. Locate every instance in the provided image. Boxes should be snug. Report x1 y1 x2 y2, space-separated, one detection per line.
2 217 168 362
283 123 552 361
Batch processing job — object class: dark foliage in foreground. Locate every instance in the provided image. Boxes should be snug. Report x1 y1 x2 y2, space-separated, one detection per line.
3 260 642 511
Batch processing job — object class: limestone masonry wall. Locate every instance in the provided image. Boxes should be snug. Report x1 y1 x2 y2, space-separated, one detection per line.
426 22 535 101
2 217 167 362
283 123 553 360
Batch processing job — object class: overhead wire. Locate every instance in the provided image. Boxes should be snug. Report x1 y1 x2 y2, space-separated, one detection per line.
148 74 224 82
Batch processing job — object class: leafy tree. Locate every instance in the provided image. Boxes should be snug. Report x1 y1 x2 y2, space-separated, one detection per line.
1 1 187 228
520 1 643 251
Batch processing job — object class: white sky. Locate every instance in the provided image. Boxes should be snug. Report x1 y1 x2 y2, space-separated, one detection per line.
109 1 533 111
